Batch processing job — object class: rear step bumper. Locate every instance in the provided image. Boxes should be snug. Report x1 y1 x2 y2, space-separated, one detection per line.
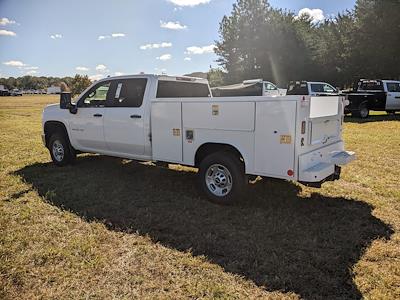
298 142 356 185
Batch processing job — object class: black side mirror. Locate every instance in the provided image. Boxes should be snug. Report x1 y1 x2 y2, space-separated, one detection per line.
60 92 72 109
60 92 78 114
69 104 78 114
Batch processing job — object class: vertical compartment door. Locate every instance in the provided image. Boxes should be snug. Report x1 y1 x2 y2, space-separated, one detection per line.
255 101 296 178
151 102 183 163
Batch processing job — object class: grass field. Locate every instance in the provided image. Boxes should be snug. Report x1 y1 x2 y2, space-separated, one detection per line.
0 95 399 299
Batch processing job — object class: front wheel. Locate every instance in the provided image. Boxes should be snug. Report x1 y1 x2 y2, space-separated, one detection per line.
198 152 246 205
48 133 75 166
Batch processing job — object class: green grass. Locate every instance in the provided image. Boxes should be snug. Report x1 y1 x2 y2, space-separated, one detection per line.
0 95 399 299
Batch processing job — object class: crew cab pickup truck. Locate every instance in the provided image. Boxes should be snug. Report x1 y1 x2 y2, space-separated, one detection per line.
342 79 400 118
212 79 285 97
42 74 355 205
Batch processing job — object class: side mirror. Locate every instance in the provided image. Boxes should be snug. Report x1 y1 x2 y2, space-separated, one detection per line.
60 92 78 114
69 104 78 114
60 92 72 109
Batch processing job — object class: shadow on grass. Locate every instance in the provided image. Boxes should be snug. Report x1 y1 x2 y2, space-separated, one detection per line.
345 113 400 123
15 156 393 299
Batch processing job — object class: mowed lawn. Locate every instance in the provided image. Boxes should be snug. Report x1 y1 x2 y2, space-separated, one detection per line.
0 95 399 300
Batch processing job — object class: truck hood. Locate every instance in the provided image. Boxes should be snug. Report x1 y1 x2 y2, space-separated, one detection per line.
44 103 60 111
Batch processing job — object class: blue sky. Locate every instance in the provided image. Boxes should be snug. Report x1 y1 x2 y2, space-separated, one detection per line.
0 0 356 79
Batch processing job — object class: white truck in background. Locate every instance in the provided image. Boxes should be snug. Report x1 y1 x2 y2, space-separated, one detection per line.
212 79 286 97
42 74 355 205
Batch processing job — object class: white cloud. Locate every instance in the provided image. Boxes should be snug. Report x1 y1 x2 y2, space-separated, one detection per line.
3 60 26 67
111 33 125 38
186 44 215 55
297 8 325 23
184 57 192 61
50 33 62 39
167 0 211 7
76 66 89 72
157 54 172 61
24 66 38 70
95 64 108 72
140 42 172 50
0 29 16 36
25 70 37 75
98 33 126 40
89 74 104 81
160 21 187 30
0 17 16 26
114 72 125 76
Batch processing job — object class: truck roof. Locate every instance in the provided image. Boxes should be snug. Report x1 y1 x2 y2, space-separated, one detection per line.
94 74 209 85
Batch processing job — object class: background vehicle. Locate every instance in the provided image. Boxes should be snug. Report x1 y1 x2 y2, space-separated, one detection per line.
10 89 23 96
342 79 400 118
286 81 338 96
0 85 10 96
42 75 355 205
212 79 285 97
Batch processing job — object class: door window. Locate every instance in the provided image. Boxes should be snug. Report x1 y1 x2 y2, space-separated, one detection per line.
387 83 400 93
108 78 147 107
265 82 278 91
311 83 336 93
79 81 111 107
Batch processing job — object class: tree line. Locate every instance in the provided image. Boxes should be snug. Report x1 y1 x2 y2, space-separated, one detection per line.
213 0 400 88
0 74 91 96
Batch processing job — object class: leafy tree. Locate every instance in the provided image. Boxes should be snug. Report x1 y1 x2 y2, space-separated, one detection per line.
215 0 400 88
70 74 91 96
207 68 226 87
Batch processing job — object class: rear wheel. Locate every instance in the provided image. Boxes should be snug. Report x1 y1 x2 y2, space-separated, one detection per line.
198 152 246 205
353 103 369 118
48 133 75 166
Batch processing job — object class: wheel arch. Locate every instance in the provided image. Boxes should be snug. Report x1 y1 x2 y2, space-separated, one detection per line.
44 121 71 149
194 143 247 170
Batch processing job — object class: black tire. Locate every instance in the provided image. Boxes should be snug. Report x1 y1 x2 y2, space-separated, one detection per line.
198 151 246 205
48 132 75 166
353 103 369 118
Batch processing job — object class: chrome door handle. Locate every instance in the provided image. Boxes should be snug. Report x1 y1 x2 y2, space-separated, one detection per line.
130 115 142 119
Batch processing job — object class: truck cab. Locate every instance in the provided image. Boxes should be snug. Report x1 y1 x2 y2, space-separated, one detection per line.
212 79 284 97
286 81 338 96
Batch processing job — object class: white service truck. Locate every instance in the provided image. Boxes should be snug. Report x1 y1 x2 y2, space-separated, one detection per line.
42 74 355 205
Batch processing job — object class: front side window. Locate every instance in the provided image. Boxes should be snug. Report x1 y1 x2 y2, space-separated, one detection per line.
311 84 336 93
107 78 147 107
387 82 400 93
79 81 111 107
265 82 278 91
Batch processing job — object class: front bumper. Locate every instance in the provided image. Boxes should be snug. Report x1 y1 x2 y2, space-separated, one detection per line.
298 141 356 184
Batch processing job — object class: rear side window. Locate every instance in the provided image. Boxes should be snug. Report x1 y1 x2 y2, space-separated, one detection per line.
286 82 308 95
359 81 384 91
386 82 400 93
108 78 147 107
156 81 210 98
